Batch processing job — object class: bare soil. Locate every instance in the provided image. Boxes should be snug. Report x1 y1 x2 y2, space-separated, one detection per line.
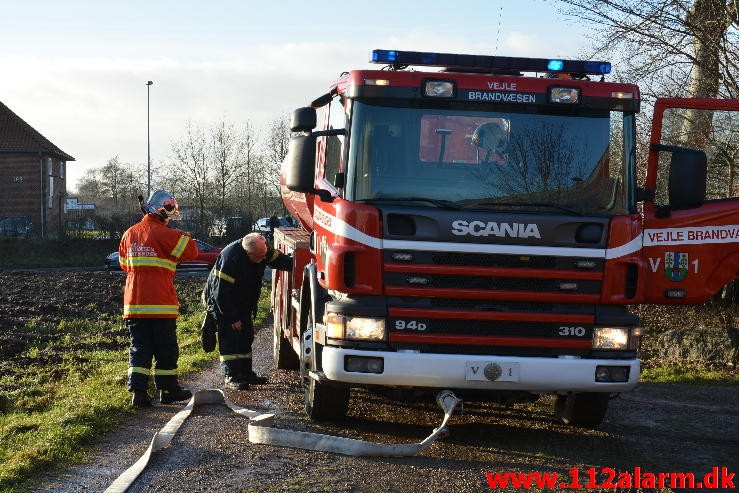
0 271 204 373
0 271 125 376
1 271 737 492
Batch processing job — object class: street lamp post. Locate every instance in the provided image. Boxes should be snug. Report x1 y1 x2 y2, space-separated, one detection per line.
146 80 153 198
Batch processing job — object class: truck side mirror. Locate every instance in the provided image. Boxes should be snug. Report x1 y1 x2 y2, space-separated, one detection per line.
650 144 707 210
667 148 707 209
285 134 333 202
291 107 317 132
286 134 317 192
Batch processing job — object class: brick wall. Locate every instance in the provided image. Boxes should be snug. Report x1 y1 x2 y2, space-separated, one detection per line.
0 153 68 238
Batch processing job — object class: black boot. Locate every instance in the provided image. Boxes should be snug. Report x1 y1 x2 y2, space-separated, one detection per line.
246 372 268 384
244 358 268 385
224 376 249 390
160 387 192 404
131 390 152 408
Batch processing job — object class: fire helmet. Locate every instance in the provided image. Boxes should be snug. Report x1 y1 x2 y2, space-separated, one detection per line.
472 121 509 164
140 189 182 221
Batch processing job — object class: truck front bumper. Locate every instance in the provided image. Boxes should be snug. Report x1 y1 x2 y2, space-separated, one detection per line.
321 347 639 393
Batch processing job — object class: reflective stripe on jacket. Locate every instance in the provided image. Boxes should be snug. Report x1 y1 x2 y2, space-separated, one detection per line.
120 214 199 318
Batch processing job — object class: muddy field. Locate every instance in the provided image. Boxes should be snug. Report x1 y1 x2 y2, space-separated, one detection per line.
0 271 202 377
0 271 123 332
0 271 122 369
3 271 738 492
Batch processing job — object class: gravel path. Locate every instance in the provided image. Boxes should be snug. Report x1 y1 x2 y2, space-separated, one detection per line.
35 324 739 493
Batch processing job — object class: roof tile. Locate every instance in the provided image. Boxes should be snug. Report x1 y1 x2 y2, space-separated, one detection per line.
0 100 75 161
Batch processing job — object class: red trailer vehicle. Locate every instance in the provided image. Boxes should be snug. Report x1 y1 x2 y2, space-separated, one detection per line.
271 49 739 427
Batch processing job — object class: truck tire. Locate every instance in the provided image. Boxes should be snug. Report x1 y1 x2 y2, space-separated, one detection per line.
305 377 350 421
301 304 350 420
554 392 610 428
273 321 299 370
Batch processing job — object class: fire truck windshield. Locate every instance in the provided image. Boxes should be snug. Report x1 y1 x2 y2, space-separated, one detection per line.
346 100 635 216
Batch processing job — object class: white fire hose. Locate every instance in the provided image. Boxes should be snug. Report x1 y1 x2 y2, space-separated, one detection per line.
104 388 461 493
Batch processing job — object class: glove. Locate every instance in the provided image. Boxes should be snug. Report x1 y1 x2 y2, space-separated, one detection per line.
265 243 279 263
200 311 217 353
138 195 148 215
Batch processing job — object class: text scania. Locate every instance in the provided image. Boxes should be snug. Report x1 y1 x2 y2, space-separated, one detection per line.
452 220 542 238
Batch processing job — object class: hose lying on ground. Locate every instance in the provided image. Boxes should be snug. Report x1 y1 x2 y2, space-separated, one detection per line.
104 388 462 493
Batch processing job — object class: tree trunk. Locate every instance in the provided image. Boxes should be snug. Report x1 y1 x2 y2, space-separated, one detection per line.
680 0 732 147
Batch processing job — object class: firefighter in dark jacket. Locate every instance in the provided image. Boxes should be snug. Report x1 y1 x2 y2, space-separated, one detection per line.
203 232 292 390
120 190 199 407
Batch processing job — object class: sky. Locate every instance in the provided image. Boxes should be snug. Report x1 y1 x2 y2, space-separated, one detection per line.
0 0 593 191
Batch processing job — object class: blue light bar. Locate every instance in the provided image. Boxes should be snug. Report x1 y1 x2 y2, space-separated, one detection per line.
584 61 612 74
371 49 612 76
547 59 564 71
372 50 398 63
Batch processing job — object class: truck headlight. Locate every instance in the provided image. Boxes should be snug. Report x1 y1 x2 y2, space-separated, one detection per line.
325 313 386 341
592 327 641 350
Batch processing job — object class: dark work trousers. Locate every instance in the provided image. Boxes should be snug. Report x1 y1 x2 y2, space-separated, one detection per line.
126 318 180 392
216 316 254 379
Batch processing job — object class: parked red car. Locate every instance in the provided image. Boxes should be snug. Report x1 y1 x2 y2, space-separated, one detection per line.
105 238 222 271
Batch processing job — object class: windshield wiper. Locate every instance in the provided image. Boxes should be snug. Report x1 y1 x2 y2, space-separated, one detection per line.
357 197 461 210
464 201 583 216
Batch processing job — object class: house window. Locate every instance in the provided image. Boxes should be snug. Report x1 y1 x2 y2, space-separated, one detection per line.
47 157 54 208
48 175 54 208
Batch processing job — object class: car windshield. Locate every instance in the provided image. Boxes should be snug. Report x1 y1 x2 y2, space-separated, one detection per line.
345 99 635 216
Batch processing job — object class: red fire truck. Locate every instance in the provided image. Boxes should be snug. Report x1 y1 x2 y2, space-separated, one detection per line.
271 49 739 427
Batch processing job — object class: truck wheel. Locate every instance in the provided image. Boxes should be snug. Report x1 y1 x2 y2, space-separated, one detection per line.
273 322 299 370
301 305 350 420
305 377 350 421
554 392 610 428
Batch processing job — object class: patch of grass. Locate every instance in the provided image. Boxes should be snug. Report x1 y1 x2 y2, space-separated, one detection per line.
0 282 271 492
632 303 736 358
632 302 738 384
641 361 739 385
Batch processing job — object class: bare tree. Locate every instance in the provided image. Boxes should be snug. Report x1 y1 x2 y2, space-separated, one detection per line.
76 168 103 201
558 0 738 194
167 121 212 237
74 156 146 237
558 0 737 100
76 157 145 214
75 115 296 241
210 119 258 220
236 122 262 226
261 114 291 214
101 157 124 208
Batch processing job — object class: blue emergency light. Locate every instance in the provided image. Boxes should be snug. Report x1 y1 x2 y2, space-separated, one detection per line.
547 59 565 71
371 49 611 76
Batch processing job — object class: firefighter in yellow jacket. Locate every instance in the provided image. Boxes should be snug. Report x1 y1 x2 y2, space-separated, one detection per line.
119 190 199 407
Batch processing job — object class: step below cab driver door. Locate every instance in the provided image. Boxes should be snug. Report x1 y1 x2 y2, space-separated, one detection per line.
641 97 739 304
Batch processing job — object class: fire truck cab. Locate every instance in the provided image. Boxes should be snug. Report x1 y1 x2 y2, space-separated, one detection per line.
272 49 739 427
